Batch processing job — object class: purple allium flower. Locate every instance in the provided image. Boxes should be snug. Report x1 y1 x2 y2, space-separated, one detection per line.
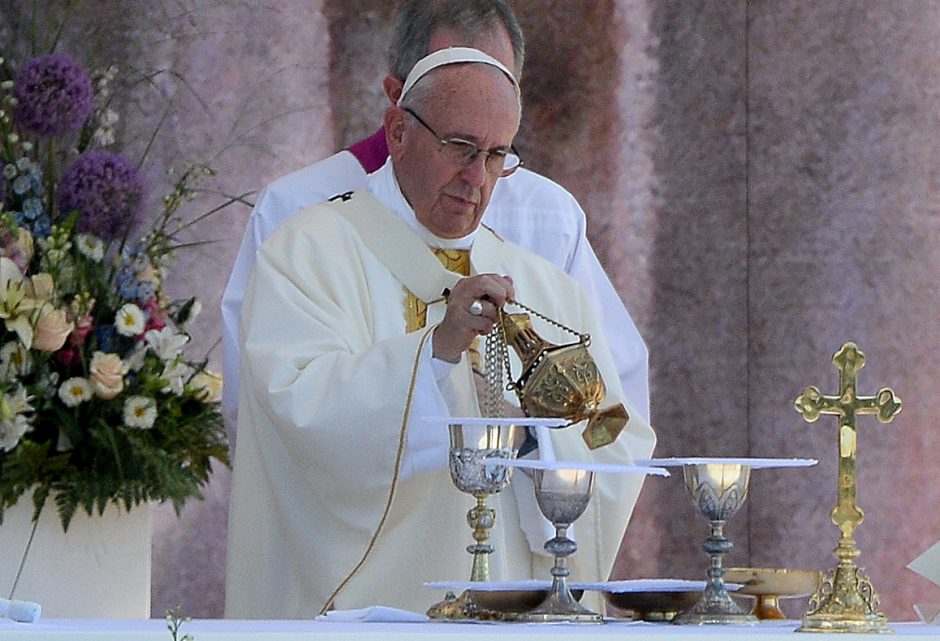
58 150 145 240
12 53 94 138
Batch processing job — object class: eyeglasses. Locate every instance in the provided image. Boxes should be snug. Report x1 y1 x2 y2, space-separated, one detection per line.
403 107 522 178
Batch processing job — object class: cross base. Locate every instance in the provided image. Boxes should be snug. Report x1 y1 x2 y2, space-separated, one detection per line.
797 564 890 634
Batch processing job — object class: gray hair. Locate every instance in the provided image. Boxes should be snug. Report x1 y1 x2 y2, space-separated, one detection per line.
388 0 525 81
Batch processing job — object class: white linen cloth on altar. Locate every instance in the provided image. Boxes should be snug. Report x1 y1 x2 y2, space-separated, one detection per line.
221 149 651 449
0 495 150 618
3 618 940 640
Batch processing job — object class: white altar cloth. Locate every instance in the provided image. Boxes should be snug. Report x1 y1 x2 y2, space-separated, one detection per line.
1 619 937 640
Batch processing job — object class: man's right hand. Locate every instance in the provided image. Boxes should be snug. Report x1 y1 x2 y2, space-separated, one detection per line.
432 273 514 363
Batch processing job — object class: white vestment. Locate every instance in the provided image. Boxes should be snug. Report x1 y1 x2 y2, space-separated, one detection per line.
224 167 656 618
221 148 650 452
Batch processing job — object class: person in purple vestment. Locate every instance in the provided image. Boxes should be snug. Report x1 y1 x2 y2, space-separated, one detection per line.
221 0 650 450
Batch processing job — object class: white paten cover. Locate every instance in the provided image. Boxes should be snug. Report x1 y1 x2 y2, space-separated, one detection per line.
643 457 817 469
908 542 940 623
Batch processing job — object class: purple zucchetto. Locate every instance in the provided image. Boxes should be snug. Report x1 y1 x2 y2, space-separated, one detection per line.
58 150 145 240
12 53 94 138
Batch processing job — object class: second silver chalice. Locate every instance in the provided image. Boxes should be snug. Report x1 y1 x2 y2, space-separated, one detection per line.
675 462 757 625
522 466 601 623
491 458 670 623
649 457 817 625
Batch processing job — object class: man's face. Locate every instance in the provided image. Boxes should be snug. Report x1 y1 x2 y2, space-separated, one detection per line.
389 65 520 239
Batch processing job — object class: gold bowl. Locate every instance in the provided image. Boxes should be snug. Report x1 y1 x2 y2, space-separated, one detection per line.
469 588 584 615
604 590 702 622
724 567 823 620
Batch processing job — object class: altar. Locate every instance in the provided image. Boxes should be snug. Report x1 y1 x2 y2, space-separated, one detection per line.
2 619 939 641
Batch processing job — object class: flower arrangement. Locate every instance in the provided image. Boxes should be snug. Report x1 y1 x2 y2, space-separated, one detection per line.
0 49 229 530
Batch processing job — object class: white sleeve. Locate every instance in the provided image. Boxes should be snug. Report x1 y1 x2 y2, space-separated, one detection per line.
220 152 369 448
565 232 650 424
399 337 478 480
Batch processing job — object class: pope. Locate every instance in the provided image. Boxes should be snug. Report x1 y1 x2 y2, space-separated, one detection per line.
224 47 656 618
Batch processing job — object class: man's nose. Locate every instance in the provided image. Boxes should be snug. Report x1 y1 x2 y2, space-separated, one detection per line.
459 153 489 187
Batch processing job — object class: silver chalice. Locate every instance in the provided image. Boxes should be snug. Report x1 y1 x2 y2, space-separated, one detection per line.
519 466 602 623
674 462 758 625
647 456 817 625
492 459 669 623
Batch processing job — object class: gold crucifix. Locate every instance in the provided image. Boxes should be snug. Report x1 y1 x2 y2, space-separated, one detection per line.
793 341 900 634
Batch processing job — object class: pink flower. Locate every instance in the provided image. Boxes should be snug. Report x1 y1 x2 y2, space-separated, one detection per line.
57 347 79 368
68 314 93 347
142 297 167 332
89 351 126 400
32 305 74 352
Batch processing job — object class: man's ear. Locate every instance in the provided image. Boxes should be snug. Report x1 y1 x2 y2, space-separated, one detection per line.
383 75 405 105
384 106 406 159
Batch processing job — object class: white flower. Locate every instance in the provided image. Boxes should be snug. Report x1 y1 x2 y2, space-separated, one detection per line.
123 396 157 429
6 386 32 415
0 257 40 348
58 377 93 407
0 415 30 452
125 343 148 372
115 303 145 337
0 340 32 379
76 234 105 262
180 300 202 327
0 387 33 451
160 361 191 396
91 127 115 147
145 327 189 360
191 370 223 403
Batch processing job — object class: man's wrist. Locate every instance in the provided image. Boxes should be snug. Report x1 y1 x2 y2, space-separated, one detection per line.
431 327 461 363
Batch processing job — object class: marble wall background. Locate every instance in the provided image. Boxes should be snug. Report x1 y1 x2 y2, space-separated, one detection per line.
3 0 939 621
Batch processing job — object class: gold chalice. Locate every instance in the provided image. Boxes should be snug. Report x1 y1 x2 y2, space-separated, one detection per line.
425 417 518 620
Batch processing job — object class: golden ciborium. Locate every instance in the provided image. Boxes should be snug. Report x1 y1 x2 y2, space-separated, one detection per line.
498 304 628 450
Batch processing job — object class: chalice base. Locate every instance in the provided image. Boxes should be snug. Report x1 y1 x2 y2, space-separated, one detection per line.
426 590 517 622
425 590 519 621
674 591 758 626
517 584 603 624
427 590 475 620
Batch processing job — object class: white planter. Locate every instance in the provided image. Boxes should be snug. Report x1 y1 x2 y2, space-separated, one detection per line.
0 494 151 618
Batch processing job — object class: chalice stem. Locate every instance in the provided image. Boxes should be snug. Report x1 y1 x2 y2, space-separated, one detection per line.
703 520 730 595
467 494 495 582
